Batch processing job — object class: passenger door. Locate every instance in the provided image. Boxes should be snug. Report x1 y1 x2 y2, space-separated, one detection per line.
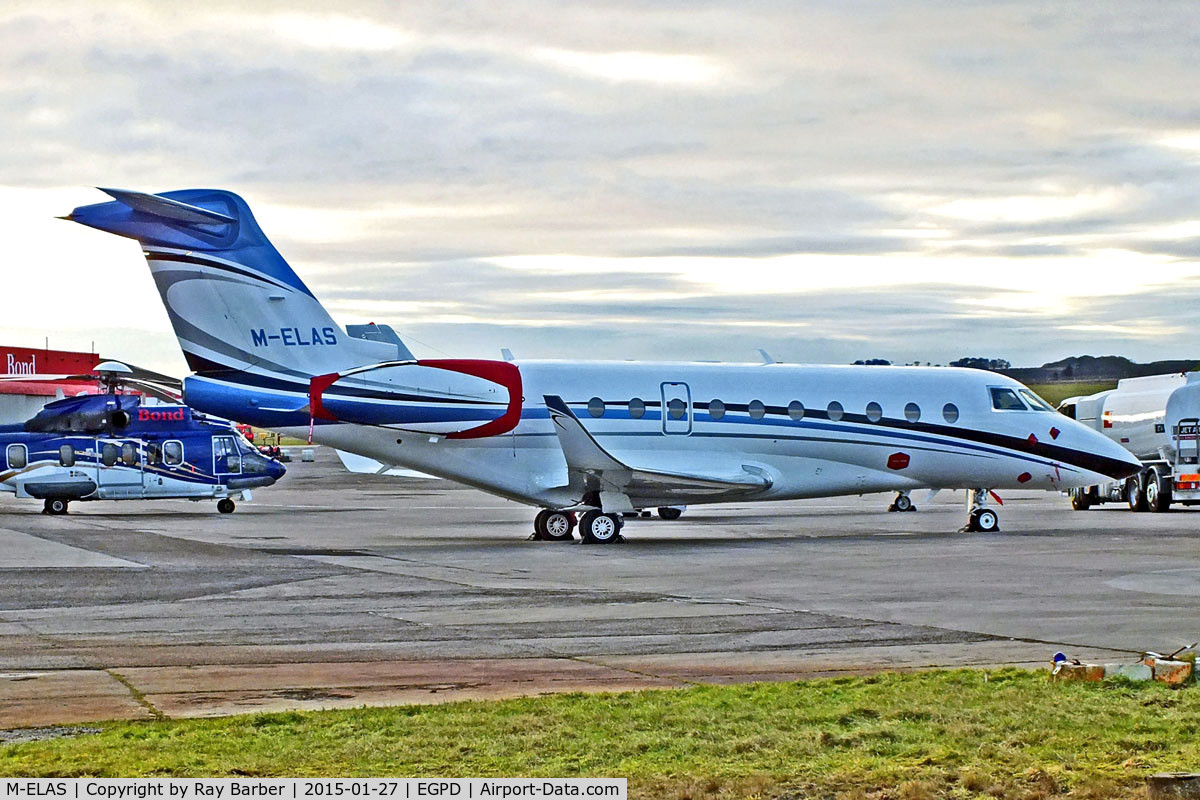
96 439 143 499
660 382 693 435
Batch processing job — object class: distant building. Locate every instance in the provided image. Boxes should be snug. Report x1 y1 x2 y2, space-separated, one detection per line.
0 344 101 423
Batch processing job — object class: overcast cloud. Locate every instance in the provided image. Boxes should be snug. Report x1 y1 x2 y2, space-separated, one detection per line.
1 1 1199 374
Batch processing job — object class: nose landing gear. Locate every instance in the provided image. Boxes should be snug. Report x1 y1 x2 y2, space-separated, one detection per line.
960 488 999 532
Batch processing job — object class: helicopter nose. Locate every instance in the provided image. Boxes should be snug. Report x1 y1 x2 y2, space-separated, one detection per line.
270 459 287 481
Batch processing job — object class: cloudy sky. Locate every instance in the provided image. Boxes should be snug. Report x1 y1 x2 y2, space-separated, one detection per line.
1 1 1199 375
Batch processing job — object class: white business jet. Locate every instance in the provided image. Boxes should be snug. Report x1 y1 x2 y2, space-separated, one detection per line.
64 188 1140 541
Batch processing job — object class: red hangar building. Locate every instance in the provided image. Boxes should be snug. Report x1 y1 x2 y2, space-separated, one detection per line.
0 344 101 424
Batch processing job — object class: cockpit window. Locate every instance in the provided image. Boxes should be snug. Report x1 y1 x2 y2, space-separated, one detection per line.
990 387 1028 411
1018 389 1056 412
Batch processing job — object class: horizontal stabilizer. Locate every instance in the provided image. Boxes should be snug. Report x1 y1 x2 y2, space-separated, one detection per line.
98 187 236 225
544 395 771 507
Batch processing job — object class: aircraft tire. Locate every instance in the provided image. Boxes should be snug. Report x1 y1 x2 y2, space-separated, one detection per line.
44 498 68 515
1146 469 1172 513
1070 489 1091 510
538 510 576 542
657 507 683 520
217 498 236 514
1126 475 1148 512
891 494 913 513
533 509 551 538
973 508 999 532
580 511 621 543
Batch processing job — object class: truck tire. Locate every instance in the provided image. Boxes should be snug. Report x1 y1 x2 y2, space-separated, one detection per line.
1070 489 1091 511
1146 468 1172 513
1126 475 1148 512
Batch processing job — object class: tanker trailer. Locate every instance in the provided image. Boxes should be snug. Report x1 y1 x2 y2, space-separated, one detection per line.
1059 372 1200 511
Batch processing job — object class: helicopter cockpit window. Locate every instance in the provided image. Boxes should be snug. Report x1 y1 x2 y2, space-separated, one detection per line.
163 441 184 466
990 387 1028 411
59 444 75 467
6 444 27 470
101 443 118 467
120 442 138 466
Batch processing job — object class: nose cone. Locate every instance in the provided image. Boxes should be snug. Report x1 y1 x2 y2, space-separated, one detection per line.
268 459 287 483
1074 423 1141 485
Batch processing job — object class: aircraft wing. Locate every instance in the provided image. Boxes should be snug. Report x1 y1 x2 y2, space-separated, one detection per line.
543 395 770 511
334 449 436 479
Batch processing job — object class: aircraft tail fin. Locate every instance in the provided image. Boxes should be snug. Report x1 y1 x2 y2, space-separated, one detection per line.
66 188 402 386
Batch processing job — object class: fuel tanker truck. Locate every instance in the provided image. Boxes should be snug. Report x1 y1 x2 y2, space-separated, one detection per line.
1059 372 1200 512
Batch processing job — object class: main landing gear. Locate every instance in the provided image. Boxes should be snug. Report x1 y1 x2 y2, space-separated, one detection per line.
217 498 236 514
532 509 577 542
43 498 69 515
960 488 999 533
887 491 915 513
530 509 623 543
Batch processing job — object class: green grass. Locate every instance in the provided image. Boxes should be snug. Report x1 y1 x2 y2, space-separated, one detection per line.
1027 382 1117 407
3 669 1199 798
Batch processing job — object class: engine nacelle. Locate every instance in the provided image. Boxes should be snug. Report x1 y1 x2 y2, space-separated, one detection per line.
310 359 522 439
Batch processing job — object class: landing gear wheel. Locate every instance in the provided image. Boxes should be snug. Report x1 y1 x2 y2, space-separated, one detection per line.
536 510 576 542
1126 476 1148 512
1146 468 1172 513
888 493 914 513
580 510 622 543
657 507 683 520
43 498 68 515
1070 488 1092 511
217 498 236 514
972 508 999 532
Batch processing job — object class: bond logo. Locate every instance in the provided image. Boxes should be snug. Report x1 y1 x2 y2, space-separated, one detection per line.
138 408 186 421
5 353 35 374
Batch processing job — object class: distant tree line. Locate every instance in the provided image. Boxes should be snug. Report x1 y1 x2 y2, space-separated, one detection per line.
949 357 1011 370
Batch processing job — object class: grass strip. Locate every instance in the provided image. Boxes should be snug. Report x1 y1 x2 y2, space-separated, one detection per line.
2 668 1197 799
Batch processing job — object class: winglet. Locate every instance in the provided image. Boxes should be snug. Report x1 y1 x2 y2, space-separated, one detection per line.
97 187 237 225
544 395 628 473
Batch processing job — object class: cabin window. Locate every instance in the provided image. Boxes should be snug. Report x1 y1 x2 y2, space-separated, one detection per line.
990 387 1027 411
164 440 184 466
788 400 805 421
6 444 27 470
1019 389 1056 412
587 397 605 418
59 444 75 467
708 399 725 420
827 401 844 422
943 403 959 424
748 400 766 420
121 442 138 466
904 402 921 423
667 397 687 420
628 398 645 419
146 443 162 466
101 443 118 467
865 402 883 423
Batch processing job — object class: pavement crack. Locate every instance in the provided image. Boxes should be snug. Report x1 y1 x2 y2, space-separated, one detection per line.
105 669 166 721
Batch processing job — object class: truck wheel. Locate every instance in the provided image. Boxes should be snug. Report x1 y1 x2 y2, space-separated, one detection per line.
1146 469 1172 513
1070 489 1091 511
1126 476 1148 512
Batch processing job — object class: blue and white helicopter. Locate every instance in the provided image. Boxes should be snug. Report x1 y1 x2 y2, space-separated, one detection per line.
0 362 285 515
